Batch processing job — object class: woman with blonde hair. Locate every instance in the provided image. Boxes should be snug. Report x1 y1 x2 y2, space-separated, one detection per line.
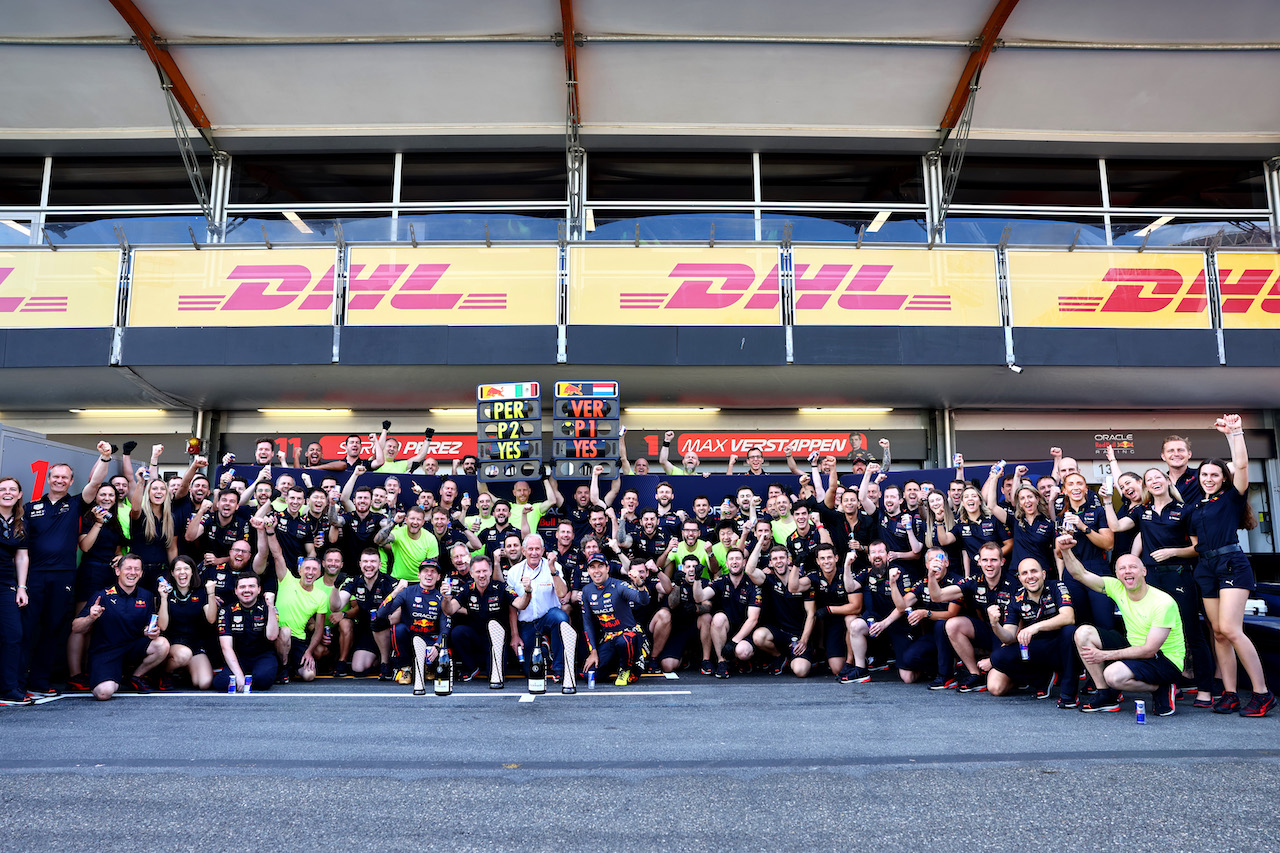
129 445 178 591
983 463 1056 577
937 485 1009 579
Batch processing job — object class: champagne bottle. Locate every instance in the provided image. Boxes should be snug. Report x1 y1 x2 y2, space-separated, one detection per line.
434 647 453 697
528 645 546 695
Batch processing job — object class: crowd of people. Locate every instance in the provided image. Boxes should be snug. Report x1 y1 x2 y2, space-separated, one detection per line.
0 415 1272 720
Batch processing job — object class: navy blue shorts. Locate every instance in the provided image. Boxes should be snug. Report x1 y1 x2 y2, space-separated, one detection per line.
1194 550 1255 599
958 615 998 654
87 636 151 689
1123 653 1183 687
763 625 816 662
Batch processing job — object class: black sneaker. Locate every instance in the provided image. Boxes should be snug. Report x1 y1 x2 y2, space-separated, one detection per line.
459 667 481 683
1239 691 1277 718
840 666 872 684
156 674 177 692
768 655 789 676
128 675 151 694
714 661 730 679
928 675 954 691
1057 694 1079 710
1212 691 1240 714
700 659 714 676
379 663 393 681
1035 672 1059 700
0 692 33 707
1153 684 1176 717
1081 689 1122 712
957 672 987 693
868 658 892 672
333 661 351 678
64 675 91 693
276 671 290 685
25 687 57 699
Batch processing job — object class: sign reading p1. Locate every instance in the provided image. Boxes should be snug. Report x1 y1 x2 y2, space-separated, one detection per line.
477 381 542 483
552 380 620 479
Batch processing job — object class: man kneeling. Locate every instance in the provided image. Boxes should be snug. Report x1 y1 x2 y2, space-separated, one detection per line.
1058 536 1185 716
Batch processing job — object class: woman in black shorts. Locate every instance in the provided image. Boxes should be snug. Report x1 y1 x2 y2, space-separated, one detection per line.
156 556 218 690
1188 415 1273 717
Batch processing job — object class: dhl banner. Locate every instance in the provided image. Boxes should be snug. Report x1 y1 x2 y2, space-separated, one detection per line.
0 250 119 328
569 246 783 325
791 247 998 326
1216 253 1280 329
1008 250 1211 329
345 247 557 326
129 248 339 327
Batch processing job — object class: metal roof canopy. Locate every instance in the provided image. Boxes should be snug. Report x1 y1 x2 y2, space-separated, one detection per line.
2 0 1279 156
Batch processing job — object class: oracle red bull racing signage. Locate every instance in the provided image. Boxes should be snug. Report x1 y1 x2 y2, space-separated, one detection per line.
1007 251 1212 329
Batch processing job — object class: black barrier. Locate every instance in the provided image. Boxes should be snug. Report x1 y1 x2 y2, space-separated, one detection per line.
215 460 1056 516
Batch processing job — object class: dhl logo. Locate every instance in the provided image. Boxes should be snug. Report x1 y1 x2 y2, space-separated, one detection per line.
175 264 507 312
0 268 67 313
620 264 953 312
1057 268 1280 314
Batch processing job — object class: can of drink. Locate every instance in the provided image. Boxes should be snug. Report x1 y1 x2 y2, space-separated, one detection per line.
227 678 237 694
953 453 963 467
1103 474 1114 492
147 614 159 632
587 670 596 690
865 616 875 628
243 675 253 695
1019 643 1029 661
1135 699 1146 724
517 647 525 664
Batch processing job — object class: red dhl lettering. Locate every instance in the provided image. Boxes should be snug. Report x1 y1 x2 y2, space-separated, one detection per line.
618 264 953 312
176 263 509 312
0 268 69 313
1057 268 1279 314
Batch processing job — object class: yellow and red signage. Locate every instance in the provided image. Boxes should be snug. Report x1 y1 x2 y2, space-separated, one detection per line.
791 247 999 326
1008 250 1211 329
569 246 783 325
345 247 557 326
129 248 338 327
1215 253 1280 329
0 250 120 328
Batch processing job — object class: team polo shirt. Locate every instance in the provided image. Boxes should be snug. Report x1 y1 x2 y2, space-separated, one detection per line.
0 515 27 585
1125 501 1191 568
759 573 813 636
1187 487 1247 553
956 575 1016 621
219 600 273 659
451 579 516 631
339 571 397 623
708 574 761 628
1004 581 1073 632
949 516 1006 562
852 568 896 621
26 493 90 574
1173 468 1203 506
79 584 156 652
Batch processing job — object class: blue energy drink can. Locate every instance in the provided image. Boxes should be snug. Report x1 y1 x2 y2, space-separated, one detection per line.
1019 643 1029 661
587 670 596 690
243 675 253 695
1135 700 1145 724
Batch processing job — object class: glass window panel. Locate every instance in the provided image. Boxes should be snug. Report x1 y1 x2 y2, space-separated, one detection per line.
229 155 394 204
48 156 211 206
0 159 46 206
223 212 390 243
43 214 213 245
1111 218 1273 248
950 156 1103 206
584 212 757 242
1105 160 1267 209
761 211 929 243
943 215 1108 246
400 153 566 203
760 155 924 203
587 154 753 202
395 211 562 242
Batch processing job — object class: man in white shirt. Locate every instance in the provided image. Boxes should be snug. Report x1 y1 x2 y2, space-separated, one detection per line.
508 534 572 683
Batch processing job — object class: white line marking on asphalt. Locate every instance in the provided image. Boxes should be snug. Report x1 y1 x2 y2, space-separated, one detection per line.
38 689 692 701
518 694 536 702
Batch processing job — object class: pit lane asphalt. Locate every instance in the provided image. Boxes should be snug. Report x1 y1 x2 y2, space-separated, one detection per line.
2 672 1276 851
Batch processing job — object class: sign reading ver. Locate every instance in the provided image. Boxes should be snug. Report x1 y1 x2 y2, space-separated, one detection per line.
130 248 338 327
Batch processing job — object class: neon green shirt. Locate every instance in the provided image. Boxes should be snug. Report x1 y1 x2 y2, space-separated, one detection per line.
275 571 331 641
1103 577 1185 671
389 528 440 582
